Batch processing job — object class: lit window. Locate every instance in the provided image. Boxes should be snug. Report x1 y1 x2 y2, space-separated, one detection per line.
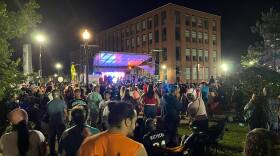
192 49 197 61
204 50 208 61
198 49 203 62
185 30 190 42
148 32 152 44
186 68 191 80
192 31 197 43
142 20 146 31
142 34 146 45
192 16 196 27
186 48 191 61
212 50 217 62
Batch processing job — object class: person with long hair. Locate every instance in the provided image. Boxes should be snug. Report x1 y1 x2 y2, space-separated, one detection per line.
59 105 99 156
0 108 46 156
141 84 160 119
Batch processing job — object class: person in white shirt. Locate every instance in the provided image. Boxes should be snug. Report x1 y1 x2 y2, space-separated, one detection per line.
186 88 208 132
0 108 46 156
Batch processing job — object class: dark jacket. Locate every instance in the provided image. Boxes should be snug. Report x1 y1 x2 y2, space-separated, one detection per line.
164 94 182 122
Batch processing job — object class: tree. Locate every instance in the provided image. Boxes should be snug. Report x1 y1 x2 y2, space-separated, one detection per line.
241 8 280 69
0 0 41 101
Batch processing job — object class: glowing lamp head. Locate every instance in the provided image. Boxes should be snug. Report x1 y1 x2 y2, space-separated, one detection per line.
162 65 166 69
36 34 45 43
221 64 228 72
54 74 58 77
82 29 90 40
55 63 62 69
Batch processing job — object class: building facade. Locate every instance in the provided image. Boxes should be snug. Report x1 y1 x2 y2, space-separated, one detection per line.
96 3 221 83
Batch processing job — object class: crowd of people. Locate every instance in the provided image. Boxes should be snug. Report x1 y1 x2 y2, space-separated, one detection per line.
0 75 279 156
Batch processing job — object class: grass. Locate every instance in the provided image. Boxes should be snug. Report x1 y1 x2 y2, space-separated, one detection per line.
178 122 248 156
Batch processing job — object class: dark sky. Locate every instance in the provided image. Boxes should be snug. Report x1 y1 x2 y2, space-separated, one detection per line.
10 0 280 75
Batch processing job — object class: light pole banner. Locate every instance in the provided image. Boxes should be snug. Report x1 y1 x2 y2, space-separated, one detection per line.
71 64 76 81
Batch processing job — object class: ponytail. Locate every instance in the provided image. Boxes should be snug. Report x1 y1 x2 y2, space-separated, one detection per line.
16 121 29 156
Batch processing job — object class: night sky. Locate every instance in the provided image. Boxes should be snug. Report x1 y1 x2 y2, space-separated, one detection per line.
9 0 280 75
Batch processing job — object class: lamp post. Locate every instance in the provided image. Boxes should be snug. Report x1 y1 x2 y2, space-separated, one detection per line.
220 63 228 76
36 34 45 79
161 65 167 82
55 63 63 75
82 29 90 87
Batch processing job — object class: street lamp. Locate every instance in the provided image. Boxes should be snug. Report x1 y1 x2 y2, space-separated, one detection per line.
82 29 91 87
220 63 228 76
161 64 167 81
55 63 63 75
35 33 46 79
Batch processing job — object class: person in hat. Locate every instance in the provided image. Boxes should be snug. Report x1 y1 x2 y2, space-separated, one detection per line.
0 108 46 156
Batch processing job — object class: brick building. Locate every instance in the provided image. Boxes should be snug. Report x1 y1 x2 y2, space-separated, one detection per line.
96 3 221 83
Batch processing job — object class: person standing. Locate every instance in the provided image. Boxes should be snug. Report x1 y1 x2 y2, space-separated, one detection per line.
163 85 182 147
87 85 102 127
47 90 67 156
141 84 160 119
78 101 147 156
0 108 46 156
59 106 99 156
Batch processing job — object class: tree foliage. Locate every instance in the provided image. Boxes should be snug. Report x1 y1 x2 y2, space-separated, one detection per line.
241 8 280 68
0 0 41 101
224 66 280 104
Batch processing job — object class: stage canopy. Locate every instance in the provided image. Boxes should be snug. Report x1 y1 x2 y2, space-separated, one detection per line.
94 51 152 67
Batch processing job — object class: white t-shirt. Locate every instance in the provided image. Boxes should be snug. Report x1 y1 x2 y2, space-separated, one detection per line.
0 130 45 156
187 97 207 120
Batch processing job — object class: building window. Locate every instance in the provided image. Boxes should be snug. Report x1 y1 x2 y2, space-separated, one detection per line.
142 34 146 45
192 16 196 27
154 15 159 27
212 50 217 62
198 18 203 28
136 36 140 47
204 33 208 44
186 68 191 80
192 67 197 80
185 30 190 42
131 38 135 48
175 11 180 24
212 20 217 31
176 47 181 61
148 32 152 44
204 50 208 61
136 23 141 33
198 32 203 44
175 27 180 41
161 11 167 25
198 67 203 79
155 30 159 43
186 48 191 61
212 34 217 45
142 20 146 31
198 49 203 62
204 19 208 29
126 39 130 49
192 49 197 61
185 14 190 26
213 67 217 77
192 31 197 43
162 47 167 61
131 25 135 35
205 67 209 80
126 27 130 36
162 28 167 41
148 18 152 29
